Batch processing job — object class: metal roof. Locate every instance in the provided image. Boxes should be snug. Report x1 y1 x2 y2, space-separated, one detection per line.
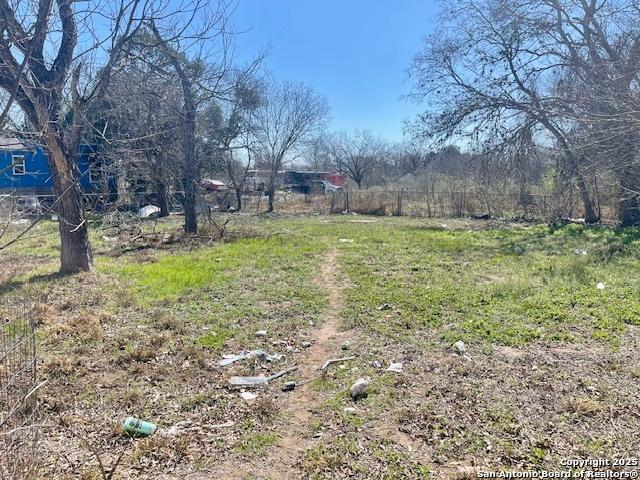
0 137 29 151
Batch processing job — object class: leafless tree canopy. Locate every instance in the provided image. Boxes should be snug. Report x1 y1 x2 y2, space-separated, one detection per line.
409 0 640 225
252 78 329 211
329 130 386 189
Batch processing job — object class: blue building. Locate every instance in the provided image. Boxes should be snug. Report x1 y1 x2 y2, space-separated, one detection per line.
0 137 115 196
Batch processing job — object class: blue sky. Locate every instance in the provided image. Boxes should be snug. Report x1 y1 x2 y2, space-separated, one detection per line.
231 1 439 141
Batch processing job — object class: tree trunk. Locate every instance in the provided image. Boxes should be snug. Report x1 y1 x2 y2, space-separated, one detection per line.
619 166 640 226
267 189 275 212
235 187 242 211
156 179 170 217
575 173 599 224
539 122 598 224
152 25 198 234
46 140 92 274
182 90 198 233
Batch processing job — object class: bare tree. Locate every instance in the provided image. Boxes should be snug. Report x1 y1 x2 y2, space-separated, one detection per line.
149 5 262 232
330 130 384 189
0 0 151 272
200 77 262 211
253 79 329 211
149 23 201 233
88 38 184 216
409 0 606 223
540 0 640 225
306 134 332 173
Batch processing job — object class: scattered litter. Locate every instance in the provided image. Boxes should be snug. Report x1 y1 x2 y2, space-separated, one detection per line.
139 205 161 218
123 417 157 437
441 224 448 229
349 377 370 401
574 249 588 256
102 236 118 242
255 330 268 338
453 341 472 360
596 282 606 290
285 345 294 353
266 366 298 382
11 218 31 225
240 391 258 401
181 360 191 369
215 257 222 262
378 303 391 311
343 407 357 414
319 356 356 373
281 381 296 392
229 375 268 387
229 366 298 388
372 360 382 369
341 341 351 350
386 362 403 373
338 238 354 243
301 341 312 348
218 350 272 367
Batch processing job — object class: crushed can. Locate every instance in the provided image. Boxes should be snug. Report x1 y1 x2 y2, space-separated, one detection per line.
123 416 157 437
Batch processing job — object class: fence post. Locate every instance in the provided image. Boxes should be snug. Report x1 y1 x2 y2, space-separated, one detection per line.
395 189 404 216
344 191 349 213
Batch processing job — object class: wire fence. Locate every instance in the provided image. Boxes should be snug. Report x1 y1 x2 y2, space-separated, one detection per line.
242 188 620 222
0 292 39 480
0 186 622 223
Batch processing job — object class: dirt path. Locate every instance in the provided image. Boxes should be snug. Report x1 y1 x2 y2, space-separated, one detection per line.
203 249 349 480
266 248 350 478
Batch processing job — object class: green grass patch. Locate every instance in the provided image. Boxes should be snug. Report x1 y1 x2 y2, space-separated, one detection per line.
234 432 279 456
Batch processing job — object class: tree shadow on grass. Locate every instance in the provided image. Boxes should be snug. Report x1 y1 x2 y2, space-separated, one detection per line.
0 271 70 296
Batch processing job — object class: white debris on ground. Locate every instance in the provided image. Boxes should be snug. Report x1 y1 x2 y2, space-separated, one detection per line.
386 362 403 373
139 204 161 218
349 377 370 400
240 391 258 401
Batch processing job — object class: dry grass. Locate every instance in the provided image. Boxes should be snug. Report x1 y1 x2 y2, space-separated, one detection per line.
1 214 639 479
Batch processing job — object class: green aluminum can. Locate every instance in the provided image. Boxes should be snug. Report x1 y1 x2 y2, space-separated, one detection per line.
123 416 157 437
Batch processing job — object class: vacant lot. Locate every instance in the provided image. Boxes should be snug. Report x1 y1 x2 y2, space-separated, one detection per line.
3 215 640 479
